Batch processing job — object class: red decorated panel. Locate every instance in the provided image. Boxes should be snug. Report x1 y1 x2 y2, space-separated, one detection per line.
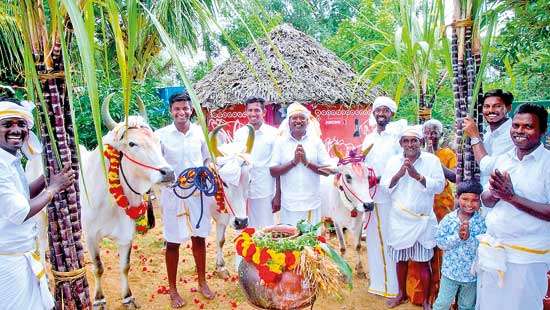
205 104 376 154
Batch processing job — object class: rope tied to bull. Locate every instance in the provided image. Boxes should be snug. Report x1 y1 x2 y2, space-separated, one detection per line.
172 166 217 229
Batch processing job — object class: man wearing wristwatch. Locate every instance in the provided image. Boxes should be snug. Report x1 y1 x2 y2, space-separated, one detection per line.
467 103 550 310
381 125 445 310
463 89 514 186
269 102 332 227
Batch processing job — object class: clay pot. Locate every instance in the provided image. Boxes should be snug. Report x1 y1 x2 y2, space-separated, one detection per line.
238 260 316 310
237 225 316 310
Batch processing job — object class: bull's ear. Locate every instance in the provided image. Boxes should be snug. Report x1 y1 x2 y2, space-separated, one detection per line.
245 124 255 154
209 124 226 158
332 144 344 159
362 143 374 157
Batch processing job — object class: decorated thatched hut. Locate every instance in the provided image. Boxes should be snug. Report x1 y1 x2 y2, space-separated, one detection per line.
194 23 383 150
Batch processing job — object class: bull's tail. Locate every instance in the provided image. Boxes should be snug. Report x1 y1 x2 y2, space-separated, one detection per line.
146 191 155 229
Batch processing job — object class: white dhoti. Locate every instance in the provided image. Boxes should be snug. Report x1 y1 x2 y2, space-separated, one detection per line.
248 196 274 229
365 202 398 297
387 202 437 251
477 262 548 310
0 250 55 310
280 207 321 227
161 188 212 243
475 233 549 310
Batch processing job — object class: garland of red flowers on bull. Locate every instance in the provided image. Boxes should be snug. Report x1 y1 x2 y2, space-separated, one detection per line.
104 144 148 234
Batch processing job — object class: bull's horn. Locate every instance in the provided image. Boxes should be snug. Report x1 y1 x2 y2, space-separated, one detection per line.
332 144 344 159
362 143 374 157
244 124 255 154
136 95 149 123
101 92 118 130
208 124 226 158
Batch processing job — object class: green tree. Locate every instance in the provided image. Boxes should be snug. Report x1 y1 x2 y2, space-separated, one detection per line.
326 0 450 124
487 0 550 100
220 0 360 51
324 0 397 73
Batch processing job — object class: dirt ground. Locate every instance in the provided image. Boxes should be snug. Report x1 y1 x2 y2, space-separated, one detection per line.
70 208 419 310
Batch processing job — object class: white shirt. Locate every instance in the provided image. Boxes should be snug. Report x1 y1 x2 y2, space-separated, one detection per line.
481 118 515 187
234 123 278 199
0 148 37 253
381 151 445 249
270 133 332 212
479 144 550 264
155 123 210 176
483 118 514 156
362 124 403 203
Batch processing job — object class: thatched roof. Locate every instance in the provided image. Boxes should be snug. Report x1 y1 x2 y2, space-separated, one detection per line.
194 24 383 109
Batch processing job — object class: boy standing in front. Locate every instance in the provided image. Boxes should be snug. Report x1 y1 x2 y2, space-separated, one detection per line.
433 181 486 310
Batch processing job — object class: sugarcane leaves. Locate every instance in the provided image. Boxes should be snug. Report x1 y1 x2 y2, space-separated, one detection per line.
104 0 132 128
0 3 24 81
225 0 283 96
140 2 211 153
394 76 406 104
503 55 516 90
61 0 104 174
468 10 496 115
318 242 353 288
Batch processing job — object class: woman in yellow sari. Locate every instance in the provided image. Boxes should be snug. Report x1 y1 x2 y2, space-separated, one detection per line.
407 119 457 306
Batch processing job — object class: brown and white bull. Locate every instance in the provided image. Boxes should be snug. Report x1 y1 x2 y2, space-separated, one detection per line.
320 145 375 277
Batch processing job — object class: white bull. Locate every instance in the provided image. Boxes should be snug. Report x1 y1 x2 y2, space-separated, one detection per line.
320 145 375 277
27 108 174 308
27 98 175 309
85 100 174 308
206 124 254 278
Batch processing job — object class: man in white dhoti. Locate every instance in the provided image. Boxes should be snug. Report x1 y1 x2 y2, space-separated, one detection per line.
269 102 332 227
155 93 214 308
381 125 445 310
361 96 405 298
466 103 550 310
0 97 75 310
234 97 278 229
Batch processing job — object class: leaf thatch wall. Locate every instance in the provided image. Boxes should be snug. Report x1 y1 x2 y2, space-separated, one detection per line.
194 24 383 109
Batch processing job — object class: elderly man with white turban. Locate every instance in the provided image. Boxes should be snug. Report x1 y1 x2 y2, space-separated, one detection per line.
381 125 445 310
269 102 332 226
361 96 406 298
0 97 75 309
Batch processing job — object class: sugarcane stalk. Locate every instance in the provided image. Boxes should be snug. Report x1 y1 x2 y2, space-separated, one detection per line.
451 28 464 184
418 84 430 124
452 0 484 184
35 37 90 309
